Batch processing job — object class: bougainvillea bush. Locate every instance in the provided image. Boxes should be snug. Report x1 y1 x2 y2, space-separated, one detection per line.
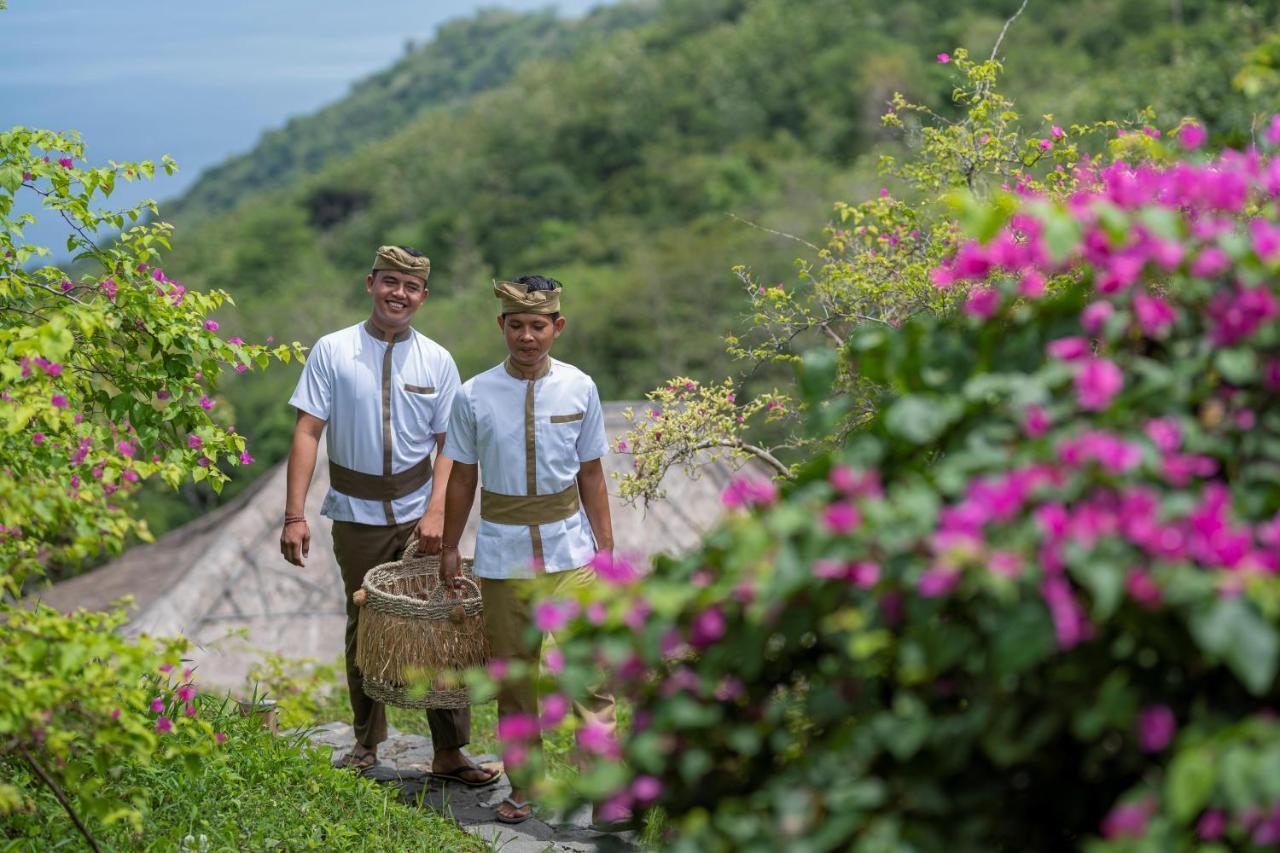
511 137 1280 850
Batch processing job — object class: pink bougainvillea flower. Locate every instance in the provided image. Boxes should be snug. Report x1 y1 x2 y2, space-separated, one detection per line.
917 567 959 598
1136 704 1176 752
110 708 121 721
849 561 880 589
829 465 882 499
1124 568 1162 610
1023 405 1051 438
543 647 565 674
176 685 196 703
936 52 950 63
203 319 219 332
486 658 509 681
964 286 999 319
149 697 165 713
1038 138 1053 151
591 550 639 584
622 599 651 631
1042 577 1091 649
50 394 69 409
1101 798 1155 839
1266 114 1280 146
576 720 621 758
215 732 227 745
539 693 570 728
496 713 539 742
1080 301 1115 336
235 363 249 374
1143 418 1181 453
1017 268 1046 298
1133 293 1176 337
1190 246 1230 278
184 703 197 718
197 457 211 468
239 451 255 465
57 157 73 169
823 502 861 535
154 716 173 734
1197 809 1227 841
1074 358 1124 410
32 432 45 446
721 476 778 509
632 775 663 804
187 434 203 449
689 606 727 649
1051 125 1065 139
988 551 1024 579
199 395 214 411
1179 123 1206 150
1047 337 1090 361
533 599 578 633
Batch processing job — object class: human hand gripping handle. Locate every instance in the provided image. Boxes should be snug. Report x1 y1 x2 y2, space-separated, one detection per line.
280 517 310 567
439 546 464 591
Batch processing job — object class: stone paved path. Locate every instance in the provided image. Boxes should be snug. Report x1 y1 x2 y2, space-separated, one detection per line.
302 722 641 853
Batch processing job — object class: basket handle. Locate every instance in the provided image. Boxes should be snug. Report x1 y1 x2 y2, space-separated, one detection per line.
430 576 481 603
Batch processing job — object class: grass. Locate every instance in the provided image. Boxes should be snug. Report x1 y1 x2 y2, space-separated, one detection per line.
305 665 666 846
1 694 485 852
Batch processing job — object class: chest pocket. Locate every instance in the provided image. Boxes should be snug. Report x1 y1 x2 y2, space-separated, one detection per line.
400 382 438 442
544 410 584 458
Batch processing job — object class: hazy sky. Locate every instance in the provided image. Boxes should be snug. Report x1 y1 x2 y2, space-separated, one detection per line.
0 0 602 249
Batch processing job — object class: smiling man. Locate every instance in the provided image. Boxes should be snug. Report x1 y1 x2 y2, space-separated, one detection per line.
280 245 497 787
438 275 618 826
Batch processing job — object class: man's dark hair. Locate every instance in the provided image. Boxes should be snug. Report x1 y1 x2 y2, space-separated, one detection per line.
503 274 562 320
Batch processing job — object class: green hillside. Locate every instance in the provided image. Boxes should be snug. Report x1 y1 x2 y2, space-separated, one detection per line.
144 0 1280 532
169 4 658 221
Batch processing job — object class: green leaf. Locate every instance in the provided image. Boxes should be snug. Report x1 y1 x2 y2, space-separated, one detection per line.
884 395 963 444
1189 598 1279 695
1166 748 1216 823
1214 348 1257 384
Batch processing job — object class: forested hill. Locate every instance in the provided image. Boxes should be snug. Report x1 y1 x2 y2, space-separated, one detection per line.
143 0 1280 531
168 3 657 220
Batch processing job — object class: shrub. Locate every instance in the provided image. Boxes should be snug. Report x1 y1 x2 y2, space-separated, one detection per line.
522 136 1280 850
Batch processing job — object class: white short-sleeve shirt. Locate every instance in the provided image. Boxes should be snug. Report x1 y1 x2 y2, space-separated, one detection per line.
289 321 460 525
444 358 608 579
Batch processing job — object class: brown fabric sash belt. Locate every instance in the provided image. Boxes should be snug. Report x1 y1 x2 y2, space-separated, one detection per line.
480 483 581 525
329 454 433 502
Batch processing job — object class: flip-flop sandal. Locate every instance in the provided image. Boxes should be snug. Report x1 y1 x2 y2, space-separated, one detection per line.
428 765 501 788
336 750 378 770
495 797 533 825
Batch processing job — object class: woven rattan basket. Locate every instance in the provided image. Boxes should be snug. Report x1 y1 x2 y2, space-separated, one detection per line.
353 539 486 709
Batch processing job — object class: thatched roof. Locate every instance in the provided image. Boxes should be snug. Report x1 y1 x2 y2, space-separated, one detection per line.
34 403 758 688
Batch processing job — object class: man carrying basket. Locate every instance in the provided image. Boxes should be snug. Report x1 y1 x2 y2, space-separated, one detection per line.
280 245 498 785
438 275 618 825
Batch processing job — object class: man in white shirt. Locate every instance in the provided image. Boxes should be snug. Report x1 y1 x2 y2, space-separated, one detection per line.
281 245 497 786
439 275 616 825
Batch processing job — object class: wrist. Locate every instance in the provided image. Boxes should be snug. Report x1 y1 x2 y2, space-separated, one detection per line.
440 543 459 552
284 515 307 526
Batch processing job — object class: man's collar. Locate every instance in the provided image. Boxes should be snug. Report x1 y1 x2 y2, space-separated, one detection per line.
363 319 412 343
503 356 552 381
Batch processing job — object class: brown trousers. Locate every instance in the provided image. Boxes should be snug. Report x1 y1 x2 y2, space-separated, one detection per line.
481 567 616 783
332 519 469 750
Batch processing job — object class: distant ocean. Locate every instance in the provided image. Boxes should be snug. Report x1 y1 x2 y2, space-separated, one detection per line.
0 0 600 253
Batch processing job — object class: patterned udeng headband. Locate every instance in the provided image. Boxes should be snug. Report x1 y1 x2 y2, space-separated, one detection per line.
372 245 430 280
494 280 561 314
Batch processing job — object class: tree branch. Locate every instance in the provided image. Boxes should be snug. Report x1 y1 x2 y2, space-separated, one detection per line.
16 744 101 852
727 213 822 253
989 0 1030 61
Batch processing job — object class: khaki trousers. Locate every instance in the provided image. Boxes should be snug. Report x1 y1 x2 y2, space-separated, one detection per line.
481 567 617 782
332 519 470 750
